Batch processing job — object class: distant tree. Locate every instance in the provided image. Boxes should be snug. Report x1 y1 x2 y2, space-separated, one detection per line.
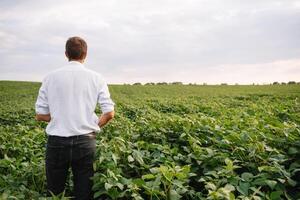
171 82 183 85
157 82 168 85
133 82 142 85
281 82 286 85
221 83 228 86
235 83 239 85
297 82 300 85
288 81 296 85
273 82 279 85
145 82 155 85
203 83 207 86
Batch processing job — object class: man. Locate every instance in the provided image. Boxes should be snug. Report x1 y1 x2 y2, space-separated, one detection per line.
35 36 115 199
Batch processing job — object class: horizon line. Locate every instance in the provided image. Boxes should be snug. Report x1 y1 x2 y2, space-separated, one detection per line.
0 79 299 86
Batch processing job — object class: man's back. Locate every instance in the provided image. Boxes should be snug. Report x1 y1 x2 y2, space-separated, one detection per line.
36 61 114 137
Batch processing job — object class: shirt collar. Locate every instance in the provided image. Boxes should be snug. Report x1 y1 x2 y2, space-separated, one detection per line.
68 61 85 68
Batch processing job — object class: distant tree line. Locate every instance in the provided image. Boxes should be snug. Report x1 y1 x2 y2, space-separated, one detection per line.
273 81 299 85
126 81 300 86
132 82 184 85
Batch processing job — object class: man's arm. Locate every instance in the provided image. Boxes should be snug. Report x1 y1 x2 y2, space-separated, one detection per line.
98 111 115 128
35 77 50 122
35 114 51 122
97 79 115 128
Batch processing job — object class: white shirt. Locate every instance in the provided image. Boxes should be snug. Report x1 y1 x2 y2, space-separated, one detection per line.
35 61 115 137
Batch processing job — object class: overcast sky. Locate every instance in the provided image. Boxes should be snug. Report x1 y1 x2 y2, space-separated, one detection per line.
0 0 300 84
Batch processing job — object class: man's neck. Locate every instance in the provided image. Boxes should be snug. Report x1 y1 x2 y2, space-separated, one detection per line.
69 59 85 64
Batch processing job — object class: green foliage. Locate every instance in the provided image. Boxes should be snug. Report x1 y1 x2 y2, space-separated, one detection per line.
0 81 300 199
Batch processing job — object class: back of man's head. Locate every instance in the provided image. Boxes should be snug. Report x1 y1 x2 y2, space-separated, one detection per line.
65 36 87 61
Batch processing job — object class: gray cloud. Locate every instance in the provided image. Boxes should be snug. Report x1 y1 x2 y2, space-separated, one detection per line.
0 0 300 83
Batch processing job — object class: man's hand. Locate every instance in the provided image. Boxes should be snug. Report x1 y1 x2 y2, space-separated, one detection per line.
98 111 115 128
35 114 51 122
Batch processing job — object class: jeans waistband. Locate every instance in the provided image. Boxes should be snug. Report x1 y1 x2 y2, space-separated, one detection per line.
48 132 96 140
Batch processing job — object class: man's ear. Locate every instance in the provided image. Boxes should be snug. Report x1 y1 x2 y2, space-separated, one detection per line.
82 52 87 60
65 51 69 59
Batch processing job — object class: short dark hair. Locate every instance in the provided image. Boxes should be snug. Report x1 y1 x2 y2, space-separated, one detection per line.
65 36 87 60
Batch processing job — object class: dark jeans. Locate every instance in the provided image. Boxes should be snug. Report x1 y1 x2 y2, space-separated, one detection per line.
46 132 96 200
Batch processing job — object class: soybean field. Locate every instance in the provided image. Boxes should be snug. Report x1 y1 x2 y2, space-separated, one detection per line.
0 81 299 199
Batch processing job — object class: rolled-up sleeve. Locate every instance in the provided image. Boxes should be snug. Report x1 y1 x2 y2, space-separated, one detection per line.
35 78 50 114
98 82 115 114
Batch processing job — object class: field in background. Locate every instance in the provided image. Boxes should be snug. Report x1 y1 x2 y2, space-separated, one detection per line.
0 81 299 199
